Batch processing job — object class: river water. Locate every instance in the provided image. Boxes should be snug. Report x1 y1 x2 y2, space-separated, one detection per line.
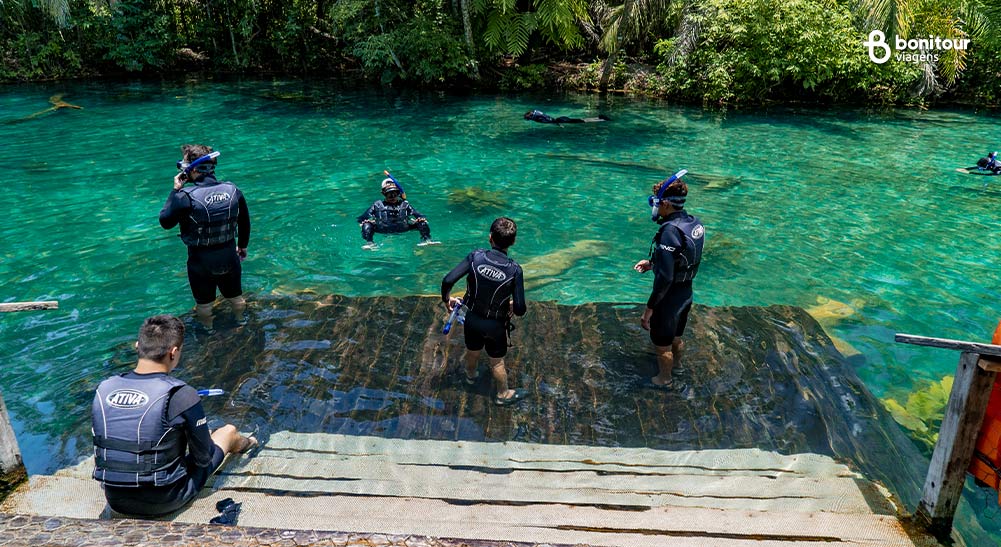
1 80 999 516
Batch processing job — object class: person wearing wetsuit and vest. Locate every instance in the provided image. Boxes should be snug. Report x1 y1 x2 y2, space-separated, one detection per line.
159 144 250 325
92 315 256 517
633 177 704 391
441 217 528 406
356 178 437 249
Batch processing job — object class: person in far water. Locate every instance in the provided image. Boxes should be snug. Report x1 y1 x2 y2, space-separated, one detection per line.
441 217 528 406
159 144 250 328
357 177 438 250
633 174 704 391
523 109 609 124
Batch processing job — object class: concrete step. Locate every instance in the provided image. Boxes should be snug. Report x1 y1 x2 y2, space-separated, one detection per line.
0 433 916 546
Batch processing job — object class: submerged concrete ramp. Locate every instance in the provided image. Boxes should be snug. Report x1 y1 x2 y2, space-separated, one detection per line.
2 432 918 546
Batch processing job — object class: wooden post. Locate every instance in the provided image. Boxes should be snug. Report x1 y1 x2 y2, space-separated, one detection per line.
0 388 27 496
895 333 1001 539
0 299 59 496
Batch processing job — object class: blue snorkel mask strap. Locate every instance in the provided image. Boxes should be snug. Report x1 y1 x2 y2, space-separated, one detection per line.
178 151 220 176
383 170 406 200
648 169 688 220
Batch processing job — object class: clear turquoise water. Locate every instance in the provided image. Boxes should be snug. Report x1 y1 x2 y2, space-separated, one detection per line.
1 79 1000 477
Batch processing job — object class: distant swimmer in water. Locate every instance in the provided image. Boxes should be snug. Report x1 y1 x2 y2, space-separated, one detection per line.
976 151 1001 173
523 110 610 124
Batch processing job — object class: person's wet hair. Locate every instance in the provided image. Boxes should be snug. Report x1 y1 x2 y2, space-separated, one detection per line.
490 217 517 249
137 315 185 361
652 179 688 198
181 144 216 167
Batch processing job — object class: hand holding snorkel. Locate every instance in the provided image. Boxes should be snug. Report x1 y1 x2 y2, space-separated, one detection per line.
442 296 466 335
174 151 221 190
647 169 688 222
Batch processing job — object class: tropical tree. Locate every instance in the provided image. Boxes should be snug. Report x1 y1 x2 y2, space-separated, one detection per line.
589 0 673 90
470 0 589 57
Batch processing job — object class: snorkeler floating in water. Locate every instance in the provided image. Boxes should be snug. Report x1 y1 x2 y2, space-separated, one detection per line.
957 151 1001 176
523 110 609 124
357 172 439 250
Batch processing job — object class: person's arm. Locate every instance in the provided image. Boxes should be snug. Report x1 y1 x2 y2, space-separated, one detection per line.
159 189 189 230
357 203 377 224
236 191 250 251
647 228 681 309
511 266 526 316
441 253 473 308
168 386 215 469
407 203 427 223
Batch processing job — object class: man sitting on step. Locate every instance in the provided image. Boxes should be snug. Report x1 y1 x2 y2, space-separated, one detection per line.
91 314 257 517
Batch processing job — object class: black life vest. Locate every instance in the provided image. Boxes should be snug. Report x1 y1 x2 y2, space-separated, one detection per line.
369 200 412 232
468 249 521 320
653 211 704 283
91 374 189 487
179 180 240 247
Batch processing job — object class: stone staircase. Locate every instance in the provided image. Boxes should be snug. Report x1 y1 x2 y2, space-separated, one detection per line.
1 432 923 546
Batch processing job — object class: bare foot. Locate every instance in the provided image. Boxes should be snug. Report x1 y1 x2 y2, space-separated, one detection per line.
235 435 258 454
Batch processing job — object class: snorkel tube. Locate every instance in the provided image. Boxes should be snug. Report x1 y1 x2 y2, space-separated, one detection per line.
649 169 688 221
197 388 225 397
383 170 407 200
179 151 221 178
442 297 466 335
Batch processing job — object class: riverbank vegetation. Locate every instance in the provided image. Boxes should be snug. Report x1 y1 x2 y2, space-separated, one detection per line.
3 0 1000 105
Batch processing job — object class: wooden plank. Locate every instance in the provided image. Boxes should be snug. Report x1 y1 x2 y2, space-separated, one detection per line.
1 476 916 546
978 357 1001 372
265 432 856 477
0 301 58 312
224 455 869 501
894 333 1001 357
916 351 997 537
215 467 873 514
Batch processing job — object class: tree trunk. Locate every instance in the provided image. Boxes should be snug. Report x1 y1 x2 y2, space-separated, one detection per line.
460 0 480 80
599 1 633 91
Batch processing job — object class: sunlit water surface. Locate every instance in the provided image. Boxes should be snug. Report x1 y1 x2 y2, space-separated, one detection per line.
1 81 999 493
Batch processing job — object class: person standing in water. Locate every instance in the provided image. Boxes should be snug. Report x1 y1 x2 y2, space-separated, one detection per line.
633 172 704 391
441 217 528 406
159 144 250 325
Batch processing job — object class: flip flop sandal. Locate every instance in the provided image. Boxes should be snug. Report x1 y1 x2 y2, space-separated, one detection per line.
494 388 529 406
463 370 480 386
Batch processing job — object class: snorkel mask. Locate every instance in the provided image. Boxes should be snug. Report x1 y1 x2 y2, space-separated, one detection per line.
382 170 407 200
176 151 220 178
647 169 688 221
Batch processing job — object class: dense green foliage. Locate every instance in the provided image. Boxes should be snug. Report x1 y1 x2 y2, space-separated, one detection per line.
2 0 999 105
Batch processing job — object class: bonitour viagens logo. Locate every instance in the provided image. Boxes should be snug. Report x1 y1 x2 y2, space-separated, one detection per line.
864 30 970 64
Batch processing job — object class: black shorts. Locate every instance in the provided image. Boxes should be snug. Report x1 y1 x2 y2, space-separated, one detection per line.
463 310 509 358
187 243 242 304
650 283 693 347
104 444 225 517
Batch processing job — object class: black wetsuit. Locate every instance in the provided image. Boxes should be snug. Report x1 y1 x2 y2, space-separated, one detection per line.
100 372 225 516
159 175 250 304
441 247 526 358
648 210 704 347
356 199 431 242
524 110 584 124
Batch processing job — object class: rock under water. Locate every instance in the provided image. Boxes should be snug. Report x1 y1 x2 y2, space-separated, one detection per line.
169 293 925 510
